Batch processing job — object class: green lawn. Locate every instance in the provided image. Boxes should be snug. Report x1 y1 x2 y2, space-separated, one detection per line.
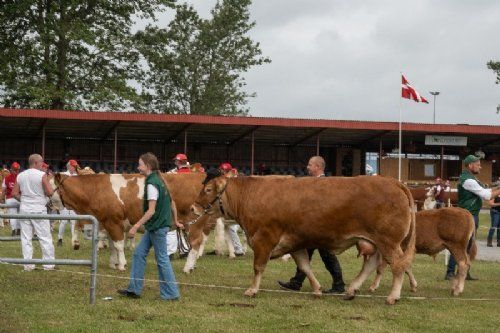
1 213 500 333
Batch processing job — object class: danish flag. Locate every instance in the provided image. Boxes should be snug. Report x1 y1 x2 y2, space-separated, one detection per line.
401 75 429 103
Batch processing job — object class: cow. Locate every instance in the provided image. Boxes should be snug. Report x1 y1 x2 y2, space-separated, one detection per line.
409 187 432 211
50 172 207 271
191 175 416 305
367 207 476 296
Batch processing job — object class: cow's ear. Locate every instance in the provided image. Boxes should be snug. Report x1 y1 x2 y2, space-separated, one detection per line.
215 177 228 193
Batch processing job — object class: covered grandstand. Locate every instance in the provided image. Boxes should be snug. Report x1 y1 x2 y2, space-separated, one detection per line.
0 108 499 183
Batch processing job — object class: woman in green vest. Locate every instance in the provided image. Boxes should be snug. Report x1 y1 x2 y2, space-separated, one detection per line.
118 152 180 300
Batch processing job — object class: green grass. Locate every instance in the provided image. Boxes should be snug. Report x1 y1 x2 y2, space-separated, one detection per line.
1 213 500 333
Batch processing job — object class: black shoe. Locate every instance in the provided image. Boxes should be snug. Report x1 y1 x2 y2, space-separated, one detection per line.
277 280 301 291
169 254 175 261
444 272 455 280
324 285 345 294
33 235 39 241
466 273 478 281
179 252 188 259
206 250 217 256
117 289 140 298
11 230 16 237
487 240 493 247
57 239 63 247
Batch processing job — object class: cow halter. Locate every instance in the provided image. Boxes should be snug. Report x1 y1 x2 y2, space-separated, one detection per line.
48 174 69 210
187 184 228 226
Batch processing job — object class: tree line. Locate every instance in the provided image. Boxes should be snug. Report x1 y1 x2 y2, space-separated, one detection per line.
0 0 270 116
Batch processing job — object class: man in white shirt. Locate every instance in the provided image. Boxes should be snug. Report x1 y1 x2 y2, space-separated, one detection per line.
57 159 78 246
12 154 55 271
445 155 500 280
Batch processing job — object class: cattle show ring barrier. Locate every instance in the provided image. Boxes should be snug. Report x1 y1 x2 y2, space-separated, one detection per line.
0 203 99 305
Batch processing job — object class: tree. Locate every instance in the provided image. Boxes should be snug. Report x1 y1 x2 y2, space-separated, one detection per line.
487 61 500 113
0 0 174 111
135 0 270 115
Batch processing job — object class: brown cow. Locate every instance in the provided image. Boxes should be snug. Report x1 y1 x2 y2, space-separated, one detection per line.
367 207 476 296
192 175 416 305
409 187 431 211
50 173 206 270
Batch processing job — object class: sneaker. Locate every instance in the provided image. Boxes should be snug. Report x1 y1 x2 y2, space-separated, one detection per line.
57 239 63 247
117 289 140 298
277 280 301 291
324 285 345 294
444 272 455 280
487 240 493 247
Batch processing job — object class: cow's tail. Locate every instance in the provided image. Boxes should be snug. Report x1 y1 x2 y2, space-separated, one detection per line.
466 214 477 261
398 182 417 268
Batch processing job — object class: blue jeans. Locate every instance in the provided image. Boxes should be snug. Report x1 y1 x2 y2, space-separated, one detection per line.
127 227 180 300
488 210 500 243
446 215 479 274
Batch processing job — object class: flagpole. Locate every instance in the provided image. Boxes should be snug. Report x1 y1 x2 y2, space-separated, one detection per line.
398 74 402 182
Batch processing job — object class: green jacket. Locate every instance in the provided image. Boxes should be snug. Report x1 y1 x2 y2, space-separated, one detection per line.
458 170 484 216
143 172 172 231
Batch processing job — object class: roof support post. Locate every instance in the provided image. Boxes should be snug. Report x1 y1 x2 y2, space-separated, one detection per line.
378 139 383 175
184 130 188 155
113 128 118 174
440 146 444 179
251 131 255 175
316 134 320 156
41 124 46 158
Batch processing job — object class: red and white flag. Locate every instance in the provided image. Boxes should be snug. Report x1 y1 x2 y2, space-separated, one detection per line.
401 75 429 103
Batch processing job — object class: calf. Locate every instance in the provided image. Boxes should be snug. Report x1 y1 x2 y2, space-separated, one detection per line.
367 207 476 296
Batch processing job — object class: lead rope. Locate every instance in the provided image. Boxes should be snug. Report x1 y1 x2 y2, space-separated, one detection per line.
177 228 191 254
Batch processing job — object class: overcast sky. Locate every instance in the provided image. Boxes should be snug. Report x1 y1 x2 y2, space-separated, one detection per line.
149 1 500 126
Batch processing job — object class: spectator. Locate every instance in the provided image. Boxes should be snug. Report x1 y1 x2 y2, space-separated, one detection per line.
168 153 190 174
445 155 500 280
2 162 21 236
12 154 55 271
57 159 79 246
277 156 345 294
434 177 444 208
219 162 245 257
487 194 500 247
118 152 180 300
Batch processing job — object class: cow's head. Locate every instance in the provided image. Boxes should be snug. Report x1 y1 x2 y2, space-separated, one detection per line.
48 173 68 211
191 170 228 218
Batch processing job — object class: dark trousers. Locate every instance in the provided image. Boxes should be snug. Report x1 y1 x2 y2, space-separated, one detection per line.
447 214 479 274
289 248 345 289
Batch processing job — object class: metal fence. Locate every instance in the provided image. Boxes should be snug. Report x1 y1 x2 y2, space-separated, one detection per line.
0 203 99 305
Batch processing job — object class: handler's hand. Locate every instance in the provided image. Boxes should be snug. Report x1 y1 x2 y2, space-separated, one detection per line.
128 225 139 237
175 220 184 230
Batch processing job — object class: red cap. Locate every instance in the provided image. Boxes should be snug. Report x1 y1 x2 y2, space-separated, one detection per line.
173 153 188 161
68 159 79 167
11 162 20 170
219 162 232 171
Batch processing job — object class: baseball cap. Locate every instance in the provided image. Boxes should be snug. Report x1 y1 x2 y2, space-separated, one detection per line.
11 162 20 170
463 155 480 165
68 159 79 167
219 162 232 171
174 153 188 161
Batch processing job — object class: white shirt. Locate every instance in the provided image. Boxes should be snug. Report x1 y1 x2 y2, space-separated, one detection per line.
147 184 159 201
17 168 47 211
463 179 492 200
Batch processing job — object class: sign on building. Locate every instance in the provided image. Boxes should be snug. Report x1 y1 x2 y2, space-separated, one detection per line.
425 135 467 146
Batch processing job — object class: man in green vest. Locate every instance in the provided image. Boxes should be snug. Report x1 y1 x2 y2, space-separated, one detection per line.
445 154 500 280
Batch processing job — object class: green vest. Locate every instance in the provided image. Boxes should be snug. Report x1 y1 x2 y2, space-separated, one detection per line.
458 170 483 216
143 172 172 231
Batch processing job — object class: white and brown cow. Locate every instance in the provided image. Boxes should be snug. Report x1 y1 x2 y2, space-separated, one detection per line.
51 173 208 270
367 207 476 296
192 175 416 305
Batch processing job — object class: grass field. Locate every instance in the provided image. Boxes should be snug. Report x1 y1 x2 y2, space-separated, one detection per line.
1 213 500 333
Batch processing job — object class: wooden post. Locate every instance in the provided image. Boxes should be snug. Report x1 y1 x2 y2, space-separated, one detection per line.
251 131 255 175
316 134 320 156
440 146 444 179
113 128 117 173
41 125 46 158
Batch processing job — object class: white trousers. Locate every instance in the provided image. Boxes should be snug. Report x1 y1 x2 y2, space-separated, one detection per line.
6 198 20 231
20 209 55 270
166 230 178 256
58 208 76 240
228 224 245 255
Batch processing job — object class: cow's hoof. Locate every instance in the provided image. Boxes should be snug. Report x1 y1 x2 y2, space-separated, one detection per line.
451 288 461 297
343 293 355 301
368 287 376 293
117 267 126 271
385 297 399 305
244 289 257 297
313 291 322 298
182 268 193 274
411 287 417 293
73 244 80 250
